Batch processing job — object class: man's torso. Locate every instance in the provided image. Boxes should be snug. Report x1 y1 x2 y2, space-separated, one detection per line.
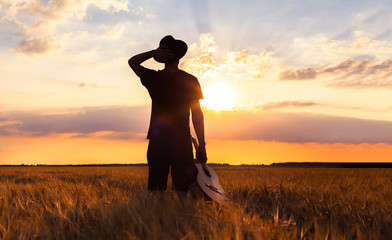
139 67 203 142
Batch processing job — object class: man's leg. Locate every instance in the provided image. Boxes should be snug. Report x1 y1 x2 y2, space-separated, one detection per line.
147 140 170 190
171 139 196 192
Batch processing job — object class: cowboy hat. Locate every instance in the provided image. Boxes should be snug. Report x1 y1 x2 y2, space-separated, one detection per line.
154 35 188 63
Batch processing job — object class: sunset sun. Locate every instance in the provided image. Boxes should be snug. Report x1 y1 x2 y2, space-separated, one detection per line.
201 82 237 111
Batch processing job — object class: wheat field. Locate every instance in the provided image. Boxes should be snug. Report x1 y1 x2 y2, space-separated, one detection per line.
0 166 391 239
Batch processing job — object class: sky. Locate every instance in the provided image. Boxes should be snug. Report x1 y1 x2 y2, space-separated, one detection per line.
1 0 392 164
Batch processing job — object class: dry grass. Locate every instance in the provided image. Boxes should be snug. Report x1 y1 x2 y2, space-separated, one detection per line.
0 166 391 239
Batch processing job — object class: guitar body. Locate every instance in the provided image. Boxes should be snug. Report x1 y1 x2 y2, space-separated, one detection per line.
189 137 227 204
194 162 226 204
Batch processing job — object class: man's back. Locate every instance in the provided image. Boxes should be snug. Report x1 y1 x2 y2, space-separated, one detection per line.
139 67 203 141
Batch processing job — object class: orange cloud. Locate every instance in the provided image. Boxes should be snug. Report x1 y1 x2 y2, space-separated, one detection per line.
259 101 319 111
183 32 392 87
279 67 319 80
182 34 279 83
9 0 130 26
3 0 131 56
17 36 60 55
0 106 149 138
352 36 377 49
204 110 392 144
2 106 392 144
78 82 98 88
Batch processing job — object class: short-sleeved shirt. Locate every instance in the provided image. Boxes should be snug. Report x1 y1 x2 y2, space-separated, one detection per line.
139 66 203 141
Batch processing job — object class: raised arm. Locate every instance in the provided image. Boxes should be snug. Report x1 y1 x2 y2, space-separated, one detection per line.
191 100 207 162
128 46 174 77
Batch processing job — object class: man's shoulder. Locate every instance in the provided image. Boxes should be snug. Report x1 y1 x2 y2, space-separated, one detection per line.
140 67 167 82
178 70 198 81
140 66 159 74
139 66 156 77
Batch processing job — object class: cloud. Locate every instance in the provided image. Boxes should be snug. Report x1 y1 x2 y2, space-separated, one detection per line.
0 120 23 136
206 111 392 144
78 82 97 87
325 59 392 88
183 33 392 89
278 59 392 88
181 33 280 83
259 101 319 111
0 106 150 138
279 68 318 80
1 0 133 55
17 36 60 54
2 105 392 144
7 0 130 26
73 131 146 140
187 33 217 56
283 30 392 67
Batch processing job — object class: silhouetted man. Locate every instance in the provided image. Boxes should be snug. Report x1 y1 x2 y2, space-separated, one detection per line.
128 35 207 192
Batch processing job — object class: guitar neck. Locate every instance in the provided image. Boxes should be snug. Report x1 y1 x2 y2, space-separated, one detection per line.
191 137 199 150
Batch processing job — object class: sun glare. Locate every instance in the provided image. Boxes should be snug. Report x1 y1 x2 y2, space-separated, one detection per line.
201 82 237 111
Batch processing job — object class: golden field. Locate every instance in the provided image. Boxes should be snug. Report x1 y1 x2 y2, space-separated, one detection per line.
0 166 391 239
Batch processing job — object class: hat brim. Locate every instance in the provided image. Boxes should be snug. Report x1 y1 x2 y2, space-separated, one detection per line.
154 36 187 63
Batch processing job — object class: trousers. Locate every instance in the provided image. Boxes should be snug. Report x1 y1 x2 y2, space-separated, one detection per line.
147 138 197 192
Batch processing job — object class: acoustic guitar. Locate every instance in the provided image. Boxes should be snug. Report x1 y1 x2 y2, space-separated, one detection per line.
190 137 227 204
